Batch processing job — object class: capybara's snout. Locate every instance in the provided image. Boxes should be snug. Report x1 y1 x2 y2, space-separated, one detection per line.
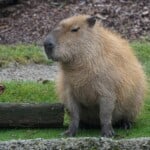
44 34 55 59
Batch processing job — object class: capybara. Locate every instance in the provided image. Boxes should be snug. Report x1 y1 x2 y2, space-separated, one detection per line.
44 15 146 137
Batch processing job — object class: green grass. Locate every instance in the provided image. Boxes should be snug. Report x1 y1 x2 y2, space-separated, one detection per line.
0 42 149 141
0 129 64 141
131 41 150 77
0 81 58 103
0 44 52 67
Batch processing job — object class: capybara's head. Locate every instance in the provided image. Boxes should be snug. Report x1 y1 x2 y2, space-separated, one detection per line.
44 15 97 63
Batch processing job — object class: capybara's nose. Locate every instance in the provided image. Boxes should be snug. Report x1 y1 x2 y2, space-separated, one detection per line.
44 39 54 51
44 35 56 59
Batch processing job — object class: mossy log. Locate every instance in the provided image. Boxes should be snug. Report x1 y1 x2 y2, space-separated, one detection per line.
0 103 64 128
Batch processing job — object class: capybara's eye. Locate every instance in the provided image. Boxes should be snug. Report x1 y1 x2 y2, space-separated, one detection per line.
71 27 80 32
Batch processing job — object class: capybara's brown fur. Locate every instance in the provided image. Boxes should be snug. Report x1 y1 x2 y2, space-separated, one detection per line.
44 15 146 137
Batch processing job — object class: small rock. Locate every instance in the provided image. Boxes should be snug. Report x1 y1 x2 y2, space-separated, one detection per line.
0 84 5 94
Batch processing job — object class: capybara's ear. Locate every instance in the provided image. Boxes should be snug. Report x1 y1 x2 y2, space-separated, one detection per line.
86 16 96 27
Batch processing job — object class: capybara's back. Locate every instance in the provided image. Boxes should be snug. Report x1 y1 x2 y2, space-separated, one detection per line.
44 15 146 137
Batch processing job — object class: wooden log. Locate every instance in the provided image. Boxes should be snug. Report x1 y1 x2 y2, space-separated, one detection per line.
0 103 64 128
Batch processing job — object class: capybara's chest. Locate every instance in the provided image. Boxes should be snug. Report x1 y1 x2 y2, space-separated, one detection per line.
71 84 99 106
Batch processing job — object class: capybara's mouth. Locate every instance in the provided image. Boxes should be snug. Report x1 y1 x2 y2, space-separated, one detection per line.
44 48 52 59
46 50 60 62
44 34 56 60
51 55 59 61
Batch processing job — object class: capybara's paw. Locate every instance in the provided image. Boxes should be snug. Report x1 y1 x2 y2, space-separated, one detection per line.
121 121 132 129
101 125 115 137
116 120 132 129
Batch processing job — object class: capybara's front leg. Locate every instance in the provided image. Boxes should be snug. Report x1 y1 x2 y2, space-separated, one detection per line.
99 96 115 137
63 98 79 137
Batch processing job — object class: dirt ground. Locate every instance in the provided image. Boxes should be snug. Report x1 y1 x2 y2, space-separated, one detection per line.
0 0 149 44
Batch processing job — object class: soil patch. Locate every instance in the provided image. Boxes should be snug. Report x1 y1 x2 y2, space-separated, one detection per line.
0 0 149 44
